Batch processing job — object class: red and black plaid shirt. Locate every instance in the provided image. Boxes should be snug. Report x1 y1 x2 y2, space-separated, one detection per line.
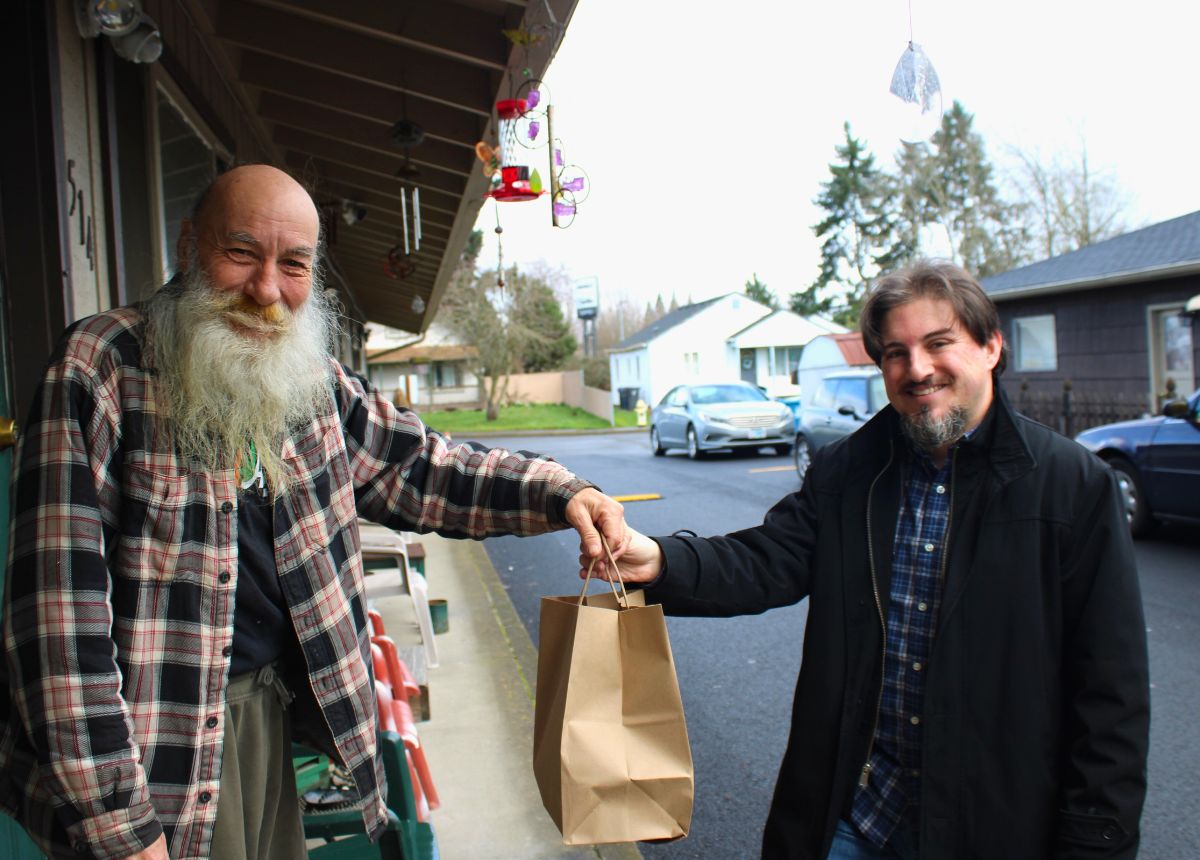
1 305 591 859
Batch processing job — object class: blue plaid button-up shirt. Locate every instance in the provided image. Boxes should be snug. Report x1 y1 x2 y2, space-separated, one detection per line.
851 445 956 847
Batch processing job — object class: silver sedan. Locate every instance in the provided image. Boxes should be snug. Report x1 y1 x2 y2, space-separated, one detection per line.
650 382 795 459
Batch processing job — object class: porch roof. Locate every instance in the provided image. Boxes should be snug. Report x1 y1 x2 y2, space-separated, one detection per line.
168 0 579 332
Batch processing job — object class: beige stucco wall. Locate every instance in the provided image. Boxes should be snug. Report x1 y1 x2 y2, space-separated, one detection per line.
580 384 613 425
507 371 569 405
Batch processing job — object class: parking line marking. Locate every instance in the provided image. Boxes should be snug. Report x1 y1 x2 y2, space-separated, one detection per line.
748 466 794 474
612 493 663 502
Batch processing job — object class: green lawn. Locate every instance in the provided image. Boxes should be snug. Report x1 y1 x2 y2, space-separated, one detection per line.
420 403 641 434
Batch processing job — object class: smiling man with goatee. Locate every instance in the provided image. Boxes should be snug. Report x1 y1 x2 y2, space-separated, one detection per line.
588 261 1150 860
1 165 630 860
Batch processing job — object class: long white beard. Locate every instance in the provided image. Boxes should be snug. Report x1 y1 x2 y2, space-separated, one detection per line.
144 264 337 493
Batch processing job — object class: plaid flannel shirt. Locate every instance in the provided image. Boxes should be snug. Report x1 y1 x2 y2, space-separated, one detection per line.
0 305 591 860
851 448 953 847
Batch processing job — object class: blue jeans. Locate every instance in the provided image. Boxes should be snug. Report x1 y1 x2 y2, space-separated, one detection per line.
826 819 917 860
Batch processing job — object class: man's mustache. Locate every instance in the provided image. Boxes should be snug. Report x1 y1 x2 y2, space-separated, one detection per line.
216 293 290 333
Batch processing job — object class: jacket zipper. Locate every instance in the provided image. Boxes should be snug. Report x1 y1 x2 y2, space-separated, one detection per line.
857 445 958 789
859 439 894 788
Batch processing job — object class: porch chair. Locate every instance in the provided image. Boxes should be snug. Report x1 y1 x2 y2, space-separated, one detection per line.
358 522 440 669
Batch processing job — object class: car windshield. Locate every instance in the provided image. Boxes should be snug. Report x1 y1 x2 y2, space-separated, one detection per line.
869 376 887 412
690 384 768 404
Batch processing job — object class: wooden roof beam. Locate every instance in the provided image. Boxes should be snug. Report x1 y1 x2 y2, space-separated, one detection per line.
216 0 496 116
242 0 513 71
241 56 485 149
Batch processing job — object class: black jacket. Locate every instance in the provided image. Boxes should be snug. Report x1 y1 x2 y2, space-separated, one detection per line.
646 392 1149 859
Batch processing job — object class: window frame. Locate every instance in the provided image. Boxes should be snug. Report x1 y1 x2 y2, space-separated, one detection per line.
1011 314 1059 372
147 69 231 284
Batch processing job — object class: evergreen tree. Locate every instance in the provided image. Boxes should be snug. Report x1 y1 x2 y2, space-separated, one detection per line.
899 101 1028 276
515 280 577 372
744 273 778 309
791 122 906 326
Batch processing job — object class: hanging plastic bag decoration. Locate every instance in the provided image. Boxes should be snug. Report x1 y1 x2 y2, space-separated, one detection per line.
888 41 943 142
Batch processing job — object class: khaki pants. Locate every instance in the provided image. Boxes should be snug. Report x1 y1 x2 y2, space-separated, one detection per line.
209 664 308 860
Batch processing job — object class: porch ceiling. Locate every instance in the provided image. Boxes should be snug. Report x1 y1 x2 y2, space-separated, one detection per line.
186 0 577 332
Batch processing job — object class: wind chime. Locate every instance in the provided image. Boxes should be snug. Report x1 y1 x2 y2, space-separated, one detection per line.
386 107 424 301
887 0 943 142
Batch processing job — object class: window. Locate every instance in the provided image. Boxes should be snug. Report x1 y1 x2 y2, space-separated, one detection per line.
868 375 887 413
784 347 804 375
834 379 868 415
811 381 836 409
683 351 700 375
433 362 458 388
1012 315 1057 371
152 82 225 281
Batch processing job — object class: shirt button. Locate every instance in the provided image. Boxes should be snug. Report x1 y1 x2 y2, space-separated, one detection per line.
220 501 233 514
911 768 921 778
924 542 935 552
912 662 922 672
918 602 928 612
219 571 231 584
935 484 945 494
910 715 921 726
199 791 212 803
206 716 219 729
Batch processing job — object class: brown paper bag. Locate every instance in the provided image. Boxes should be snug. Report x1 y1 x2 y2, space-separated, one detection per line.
533 552 693 845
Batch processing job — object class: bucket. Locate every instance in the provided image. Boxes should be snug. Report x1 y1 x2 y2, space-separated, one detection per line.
429 598 449 635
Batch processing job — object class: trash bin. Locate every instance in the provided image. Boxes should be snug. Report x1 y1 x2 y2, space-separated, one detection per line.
618 387 639 410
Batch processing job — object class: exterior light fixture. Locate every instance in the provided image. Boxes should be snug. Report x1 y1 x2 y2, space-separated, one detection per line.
76 0 162 64
411 295 426 314
340 200 367 226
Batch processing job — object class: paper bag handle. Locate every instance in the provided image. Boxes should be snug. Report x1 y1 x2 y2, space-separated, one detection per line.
579 536 630 608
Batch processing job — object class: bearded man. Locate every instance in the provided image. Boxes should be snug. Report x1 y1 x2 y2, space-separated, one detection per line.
590 261 1150 860
0 165 628 860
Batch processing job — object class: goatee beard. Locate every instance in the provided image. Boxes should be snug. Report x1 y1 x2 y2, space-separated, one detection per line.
144 257 337 493
900 405 969 454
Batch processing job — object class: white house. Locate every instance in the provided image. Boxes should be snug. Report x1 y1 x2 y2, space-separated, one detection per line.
366 322 481 409
608 294 845 407
796 332 877 407
727 310 847 396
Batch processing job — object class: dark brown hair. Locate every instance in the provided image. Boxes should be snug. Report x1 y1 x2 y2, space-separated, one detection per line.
859 259 1007 377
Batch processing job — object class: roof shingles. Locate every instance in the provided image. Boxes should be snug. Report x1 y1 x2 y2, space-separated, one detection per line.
981 210 1200 297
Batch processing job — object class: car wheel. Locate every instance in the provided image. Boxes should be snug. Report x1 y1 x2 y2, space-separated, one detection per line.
650 426 665 456
686 425 704 460
794 435 813 480
774 443 793 456
1109 457 1154 538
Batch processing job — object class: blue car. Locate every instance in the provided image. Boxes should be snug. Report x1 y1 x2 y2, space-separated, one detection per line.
1074 388 1200 536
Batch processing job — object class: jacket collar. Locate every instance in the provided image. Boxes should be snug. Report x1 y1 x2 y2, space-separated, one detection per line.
848 383 1037 486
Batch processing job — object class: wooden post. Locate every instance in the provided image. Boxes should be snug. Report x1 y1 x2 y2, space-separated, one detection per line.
1061 379 1073 437
547 104 560 228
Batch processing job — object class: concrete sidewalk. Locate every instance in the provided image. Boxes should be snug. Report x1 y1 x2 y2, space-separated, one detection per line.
368 533 642 860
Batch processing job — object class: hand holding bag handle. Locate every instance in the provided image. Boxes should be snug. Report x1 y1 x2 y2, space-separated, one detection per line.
579 536 630 609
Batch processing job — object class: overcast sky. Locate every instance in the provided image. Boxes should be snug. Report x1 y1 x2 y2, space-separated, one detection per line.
471 0 1200 312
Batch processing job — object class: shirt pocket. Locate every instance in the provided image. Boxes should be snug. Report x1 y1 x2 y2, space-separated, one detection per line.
283 430 356 556
118 456 198 581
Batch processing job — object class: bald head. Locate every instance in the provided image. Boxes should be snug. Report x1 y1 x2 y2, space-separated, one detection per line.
178 165 322 312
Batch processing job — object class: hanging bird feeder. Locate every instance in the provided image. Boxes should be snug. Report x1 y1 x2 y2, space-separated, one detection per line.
486 99 545 202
